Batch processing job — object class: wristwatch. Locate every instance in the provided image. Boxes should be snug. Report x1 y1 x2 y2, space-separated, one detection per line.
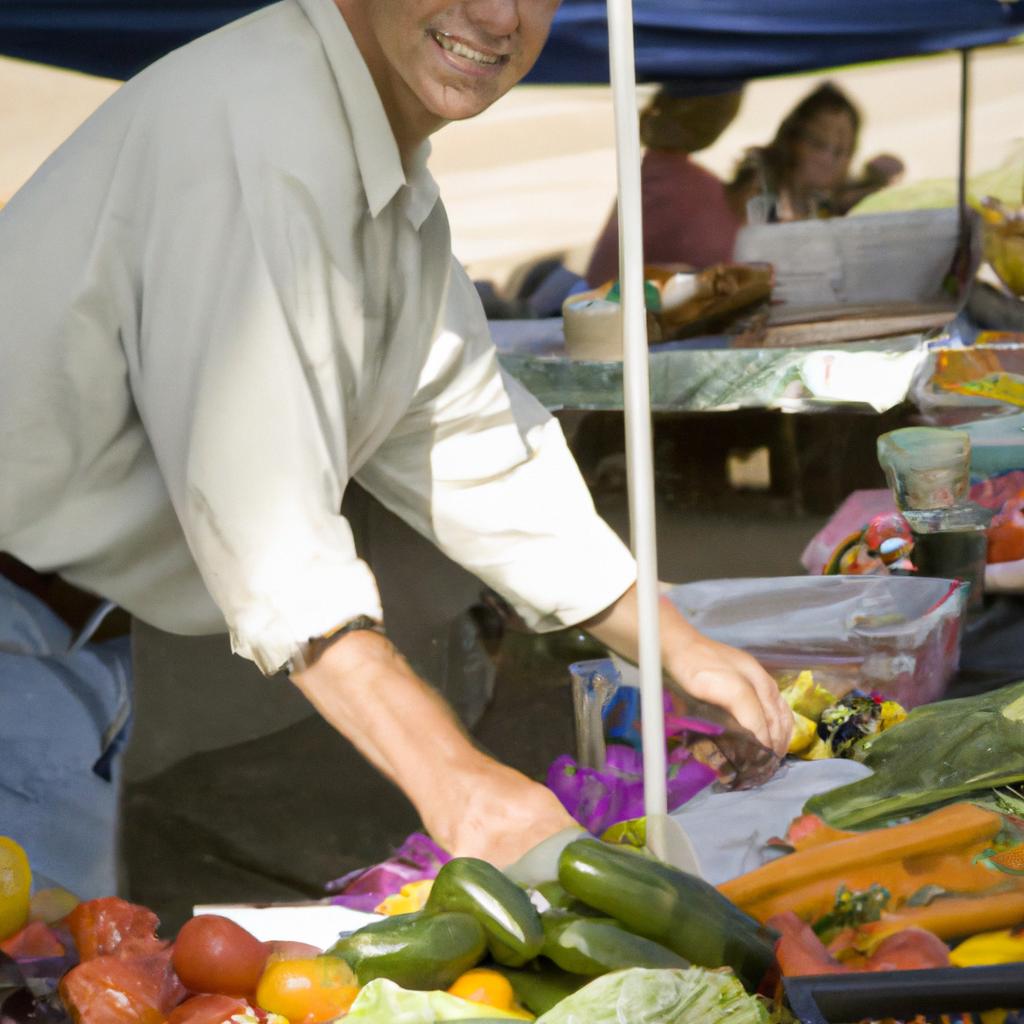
289 614 387 673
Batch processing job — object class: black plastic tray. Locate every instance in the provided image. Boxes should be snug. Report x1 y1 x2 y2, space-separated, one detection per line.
785 965 1024 1023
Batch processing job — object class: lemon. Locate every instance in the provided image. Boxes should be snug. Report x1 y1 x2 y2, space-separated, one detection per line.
0 836 32 941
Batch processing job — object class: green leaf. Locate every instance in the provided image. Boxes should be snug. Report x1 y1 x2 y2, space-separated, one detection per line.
805 680 1024 828
811 884 890 943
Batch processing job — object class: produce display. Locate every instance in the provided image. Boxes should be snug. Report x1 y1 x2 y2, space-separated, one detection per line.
0 845 779 1024
4 673 1024 1022
781 671 906 760
722 802 1024 966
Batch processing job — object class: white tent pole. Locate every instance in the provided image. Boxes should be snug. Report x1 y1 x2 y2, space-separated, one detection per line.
605 0 668 856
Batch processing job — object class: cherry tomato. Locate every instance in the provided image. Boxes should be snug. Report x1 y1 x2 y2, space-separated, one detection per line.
255 956 358 1023
172 915 270 997
165 993 250 1024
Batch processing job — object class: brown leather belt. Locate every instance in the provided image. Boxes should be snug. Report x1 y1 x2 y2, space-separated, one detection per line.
0 552 130 639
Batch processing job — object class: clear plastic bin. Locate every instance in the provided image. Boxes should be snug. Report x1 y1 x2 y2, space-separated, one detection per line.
660 576 968 708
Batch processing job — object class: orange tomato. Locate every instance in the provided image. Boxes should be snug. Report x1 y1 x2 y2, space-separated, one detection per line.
255 957 359 1024
447 968 517 1010
447 969 533 1019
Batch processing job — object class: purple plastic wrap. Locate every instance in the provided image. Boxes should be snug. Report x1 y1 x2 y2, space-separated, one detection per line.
546 743 717 835
325 832 450 911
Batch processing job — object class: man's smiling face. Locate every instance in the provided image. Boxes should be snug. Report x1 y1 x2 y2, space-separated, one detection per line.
361 0 560 129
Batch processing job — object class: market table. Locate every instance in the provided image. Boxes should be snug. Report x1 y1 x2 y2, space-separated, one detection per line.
492 298 1024 420
493 318 936 415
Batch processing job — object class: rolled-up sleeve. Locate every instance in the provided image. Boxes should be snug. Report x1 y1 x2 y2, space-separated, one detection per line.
127 138 382 675
357 261 637 632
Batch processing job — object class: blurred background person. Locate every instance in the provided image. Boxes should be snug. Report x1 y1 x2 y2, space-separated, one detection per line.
833 153 907 214
585 84 745 288
731 81 903 224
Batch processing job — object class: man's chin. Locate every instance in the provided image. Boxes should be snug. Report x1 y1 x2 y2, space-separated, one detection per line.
424 82 506 123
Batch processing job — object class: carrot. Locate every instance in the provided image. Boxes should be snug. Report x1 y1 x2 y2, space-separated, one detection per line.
743 840 1019 923
719 803 1002 909
846 888 1024 949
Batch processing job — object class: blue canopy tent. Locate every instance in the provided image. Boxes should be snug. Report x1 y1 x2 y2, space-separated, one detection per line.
533 0 1024 87
0 0 1020 84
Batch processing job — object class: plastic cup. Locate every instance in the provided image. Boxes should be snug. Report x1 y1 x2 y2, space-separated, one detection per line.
877 427 971 510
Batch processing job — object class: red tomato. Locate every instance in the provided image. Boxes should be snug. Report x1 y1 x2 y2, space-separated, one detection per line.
172 915 270 998
60 948 188 1023
66 898 166 961
863 928 951 971
165 994 250 1024
770 911 848 977
771 912 952 977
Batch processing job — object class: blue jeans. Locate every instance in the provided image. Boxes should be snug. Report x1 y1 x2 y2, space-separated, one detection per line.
0 576 131 899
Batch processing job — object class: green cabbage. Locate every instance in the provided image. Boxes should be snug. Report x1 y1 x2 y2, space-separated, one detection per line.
535 968 769 1024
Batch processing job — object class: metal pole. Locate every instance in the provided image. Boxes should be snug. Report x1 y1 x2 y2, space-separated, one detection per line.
605 0 668 856
957 48 971 241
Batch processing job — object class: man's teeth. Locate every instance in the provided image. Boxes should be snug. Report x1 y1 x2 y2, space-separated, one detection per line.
434 32 501 66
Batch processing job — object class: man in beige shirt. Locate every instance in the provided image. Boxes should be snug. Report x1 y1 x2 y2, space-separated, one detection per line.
0 0 789 869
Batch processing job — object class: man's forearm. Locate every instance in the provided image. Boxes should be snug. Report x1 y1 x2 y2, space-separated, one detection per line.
582 582 699 665
289 630 488 822
288 629 577 861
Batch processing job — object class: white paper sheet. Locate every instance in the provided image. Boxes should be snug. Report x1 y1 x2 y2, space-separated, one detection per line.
190 901 381 950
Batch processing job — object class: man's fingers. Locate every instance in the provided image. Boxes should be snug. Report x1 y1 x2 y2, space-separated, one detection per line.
687 670 774 752
684 660 792 757
724 651 792 756
743 666 792 756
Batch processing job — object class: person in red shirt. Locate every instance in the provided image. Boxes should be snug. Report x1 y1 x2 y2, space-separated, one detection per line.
585 85 745 288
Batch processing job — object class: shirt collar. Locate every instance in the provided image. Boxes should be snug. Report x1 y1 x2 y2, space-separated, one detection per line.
296 0 440 228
